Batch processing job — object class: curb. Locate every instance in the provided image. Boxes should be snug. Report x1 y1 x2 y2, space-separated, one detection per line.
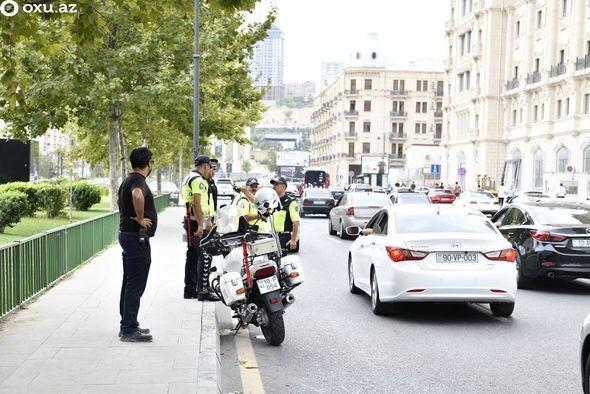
197 301 220 393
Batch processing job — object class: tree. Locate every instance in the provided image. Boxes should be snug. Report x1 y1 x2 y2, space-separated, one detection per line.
0 0 274 209
242 159 252 173
267 151 277 173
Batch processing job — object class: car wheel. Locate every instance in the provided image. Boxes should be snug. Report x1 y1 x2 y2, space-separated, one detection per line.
328 218 337 235
516 252 534 289
489 302 514 317
348 256 362 294
339 221 349 240
584 353 590 394
371 269 387 315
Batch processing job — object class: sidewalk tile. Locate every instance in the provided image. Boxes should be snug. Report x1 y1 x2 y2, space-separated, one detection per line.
80 383 168 394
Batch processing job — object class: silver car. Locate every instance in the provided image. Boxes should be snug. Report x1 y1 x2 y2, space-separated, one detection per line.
453 190 499 217
328 192 392 239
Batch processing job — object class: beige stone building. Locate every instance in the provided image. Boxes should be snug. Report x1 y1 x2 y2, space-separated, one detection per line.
444 0 590 197
311 65 444 186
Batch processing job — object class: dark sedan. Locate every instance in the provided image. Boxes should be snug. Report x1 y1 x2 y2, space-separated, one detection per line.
329 186 345 201
492 202 590 288
299 188 335 217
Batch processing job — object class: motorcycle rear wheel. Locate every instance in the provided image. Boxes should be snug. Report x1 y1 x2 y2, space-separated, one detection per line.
261 309 285 346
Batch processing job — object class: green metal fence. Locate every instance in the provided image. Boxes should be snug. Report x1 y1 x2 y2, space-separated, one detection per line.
0 194 170 318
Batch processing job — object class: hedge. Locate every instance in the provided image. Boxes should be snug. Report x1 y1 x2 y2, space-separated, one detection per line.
0 191 28 233
0 182 41 217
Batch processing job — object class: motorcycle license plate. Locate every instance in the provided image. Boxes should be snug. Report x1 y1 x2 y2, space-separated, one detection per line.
257 276 280 294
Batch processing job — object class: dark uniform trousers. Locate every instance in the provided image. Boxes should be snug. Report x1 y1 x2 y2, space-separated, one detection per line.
119 232 151 334
183 218 212 293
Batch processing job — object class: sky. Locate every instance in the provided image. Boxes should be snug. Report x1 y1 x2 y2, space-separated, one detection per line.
250 0 450 84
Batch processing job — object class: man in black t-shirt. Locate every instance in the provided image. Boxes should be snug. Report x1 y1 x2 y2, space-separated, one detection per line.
117 147 157 342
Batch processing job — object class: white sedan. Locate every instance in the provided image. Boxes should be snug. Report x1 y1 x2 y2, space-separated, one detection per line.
347 205 517 316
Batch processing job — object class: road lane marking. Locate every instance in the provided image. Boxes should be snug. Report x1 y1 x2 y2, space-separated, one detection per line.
468 303 511 323
234 323 265 393
327 237 341 243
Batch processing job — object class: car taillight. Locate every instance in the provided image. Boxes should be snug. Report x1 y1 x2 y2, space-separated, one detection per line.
253 266 276 279
530 230 567 242
385 247 428 262
484 248 516 262
346 207 355 216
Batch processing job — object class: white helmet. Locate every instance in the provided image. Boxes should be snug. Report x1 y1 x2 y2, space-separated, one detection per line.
254 188 282 219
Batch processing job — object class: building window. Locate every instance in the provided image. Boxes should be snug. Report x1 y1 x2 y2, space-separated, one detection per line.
422 123 427 134
557 99 563 118
348 142 355 156
435 123 442 139
535 58 540 72
362 143 370 153
393 79 405 91
537 10 543 28
364 79 372 90
416 80 422 91
466 32 471 54
584 94 590 114
392 123 397 133
587 41 590 56
423 80 428 91
460 34 466 56
422 102 427 113
349 122 355 133
533 149 544 189
349 100 356 111
465 71 471 90
557 146 569 172
458 73 464 91
415 123 421 134
541 103 545 120
512 110 517 125
566 98 570 116
364 100 371 112
516 21 520 37
514 66 518 79
533 105 539 122
416 102 421 113
350 79 356 93
519 108 523 123
559 49 565 64
363 122 371 132
562 0 568 17
584 146 590 174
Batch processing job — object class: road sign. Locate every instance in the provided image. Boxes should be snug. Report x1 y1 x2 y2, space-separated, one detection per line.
458 167 466 176
430 164 441 174
348 170 355 177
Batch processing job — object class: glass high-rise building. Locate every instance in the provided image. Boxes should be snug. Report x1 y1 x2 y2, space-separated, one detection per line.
250 25 285 104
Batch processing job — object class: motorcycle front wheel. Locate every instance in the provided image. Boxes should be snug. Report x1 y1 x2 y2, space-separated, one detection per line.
261 309 285 346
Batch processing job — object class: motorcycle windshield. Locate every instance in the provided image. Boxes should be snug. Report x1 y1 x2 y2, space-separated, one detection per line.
216 205 240 234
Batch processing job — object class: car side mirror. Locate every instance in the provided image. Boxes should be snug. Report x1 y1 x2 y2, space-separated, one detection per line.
345 226 362 236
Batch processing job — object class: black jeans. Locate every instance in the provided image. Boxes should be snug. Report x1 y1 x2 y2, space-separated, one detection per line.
119 232 151 334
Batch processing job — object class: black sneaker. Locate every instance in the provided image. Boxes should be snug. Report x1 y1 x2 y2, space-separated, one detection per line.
184 289 200 299
120 330 153 342
198 292 220 302
119 327 150 338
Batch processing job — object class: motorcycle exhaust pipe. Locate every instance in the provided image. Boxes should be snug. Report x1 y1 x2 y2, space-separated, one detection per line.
241 303 258 323
282 293 295 309
547 272 555 279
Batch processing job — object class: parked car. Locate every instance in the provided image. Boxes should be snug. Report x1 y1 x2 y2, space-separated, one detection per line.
372 186 386 193
216 178 235 197
286 183 300 198
454 190 499 217
346 205 517 316
299 188 335 217
508 190 552 204
415 186 431 194
329 186 345 201
581 312 590 394
348 183 373 192
391 192 431 205
328 192 392 239
428 189 457 204
491 202 590 288
148 180 179 205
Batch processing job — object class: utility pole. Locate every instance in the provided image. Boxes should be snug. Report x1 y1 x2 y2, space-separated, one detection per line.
193 0 200 160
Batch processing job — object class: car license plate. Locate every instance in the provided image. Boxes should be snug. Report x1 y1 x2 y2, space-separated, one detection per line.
436 252 479 263
257 276 280 294
313 200 324 205
572 239 590 248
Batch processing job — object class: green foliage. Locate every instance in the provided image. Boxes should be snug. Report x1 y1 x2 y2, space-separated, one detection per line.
267 151 277 172
0 182 40 217
69 181 102 211
37 184 66 218
0 191 28 233
242 160 252 173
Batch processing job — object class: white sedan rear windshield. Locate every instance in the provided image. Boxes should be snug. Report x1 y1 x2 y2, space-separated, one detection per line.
395 212 496 234
350 193 391 206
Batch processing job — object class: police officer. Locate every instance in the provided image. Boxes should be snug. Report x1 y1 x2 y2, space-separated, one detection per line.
270 176 300 252
181 155 218 301
237 177 266 231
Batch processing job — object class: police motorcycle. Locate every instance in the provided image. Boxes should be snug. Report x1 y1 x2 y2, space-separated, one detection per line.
200 188 304 346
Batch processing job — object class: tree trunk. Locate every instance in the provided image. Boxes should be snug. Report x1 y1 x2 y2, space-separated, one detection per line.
117 114 128 183
109 109 119 211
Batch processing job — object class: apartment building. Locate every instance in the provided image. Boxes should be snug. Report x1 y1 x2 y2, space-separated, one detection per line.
444 0 590 197
311 66 444 185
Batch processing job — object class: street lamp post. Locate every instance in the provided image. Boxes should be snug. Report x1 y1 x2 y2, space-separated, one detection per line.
193 0 200 160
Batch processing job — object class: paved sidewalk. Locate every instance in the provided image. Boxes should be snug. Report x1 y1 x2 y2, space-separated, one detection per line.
0 207 218 394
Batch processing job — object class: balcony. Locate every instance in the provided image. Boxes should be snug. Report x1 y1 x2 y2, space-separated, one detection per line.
434 133 442 143
505 78 520 91
390 111 408 118
526 71 541 85
434 111 443 118
389 153 406 161
550 63 566 78
390 90 408 97
344 132 357 141
576 55 590 71
389 132 405 141
344 110 358 117
344 153 356 160
344 89 358 96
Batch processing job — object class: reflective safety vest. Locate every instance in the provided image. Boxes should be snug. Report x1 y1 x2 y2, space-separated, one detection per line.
272 195 300 233
237 193 266 231
181 171 209 220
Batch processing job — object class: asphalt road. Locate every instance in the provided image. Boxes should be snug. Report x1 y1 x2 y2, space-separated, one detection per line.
218 215 590 393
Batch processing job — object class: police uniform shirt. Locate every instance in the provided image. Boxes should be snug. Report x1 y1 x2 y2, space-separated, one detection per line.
181 171 209 218
272 194 300 233
237 193 267 231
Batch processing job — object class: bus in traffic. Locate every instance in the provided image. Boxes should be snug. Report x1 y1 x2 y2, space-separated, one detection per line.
303 169 330 188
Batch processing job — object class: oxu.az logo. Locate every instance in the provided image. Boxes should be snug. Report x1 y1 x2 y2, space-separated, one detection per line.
0 0 78 17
